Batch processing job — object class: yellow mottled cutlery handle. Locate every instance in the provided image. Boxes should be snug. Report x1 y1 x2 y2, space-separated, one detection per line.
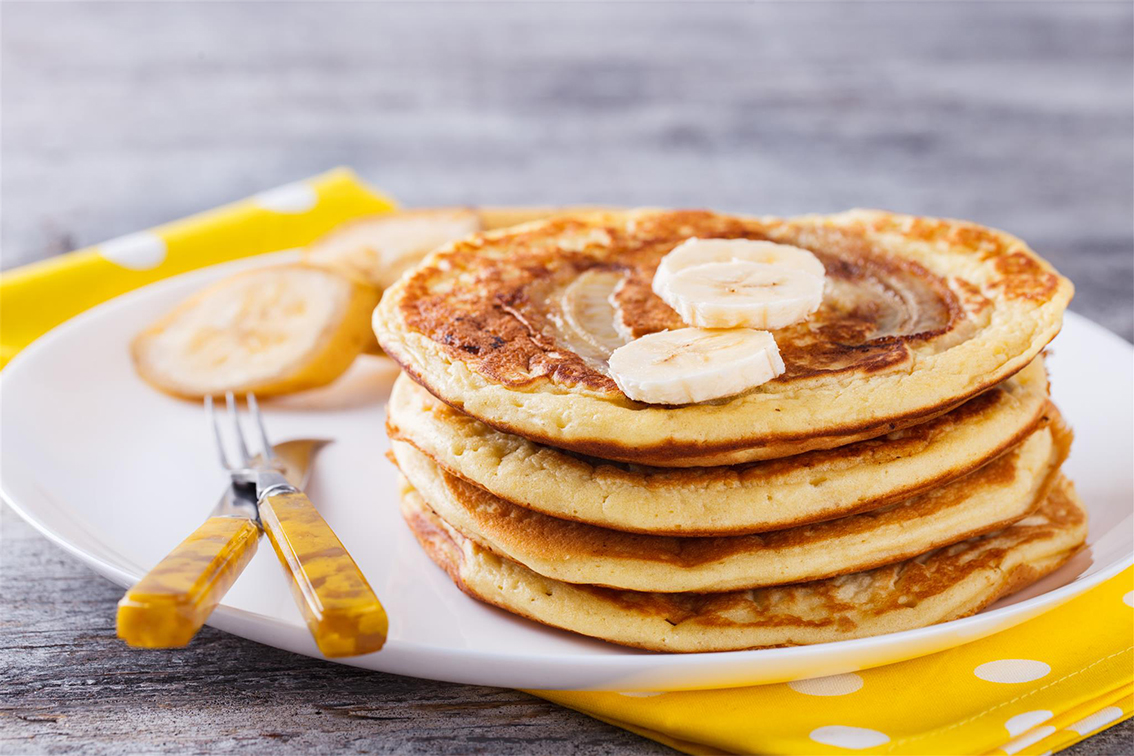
117 517 260 648
259 491 388 657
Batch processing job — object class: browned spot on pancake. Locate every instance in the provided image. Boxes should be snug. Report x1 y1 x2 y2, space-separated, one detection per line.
956 447 1018 487
870 480 1082 615
610 270 684 338
993 252 1060 301
875 215 1013 260
951 225 1011 256
400 504 469 591
953 278 992 315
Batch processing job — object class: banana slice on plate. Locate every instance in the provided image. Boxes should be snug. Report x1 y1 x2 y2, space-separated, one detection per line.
655 260 825 330
132 264 379 398
304 208 481 289
608 328 785 405
653 238 825 293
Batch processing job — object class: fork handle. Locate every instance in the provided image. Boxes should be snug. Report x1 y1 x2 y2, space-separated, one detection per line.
259 491 388 657
117 517 260 648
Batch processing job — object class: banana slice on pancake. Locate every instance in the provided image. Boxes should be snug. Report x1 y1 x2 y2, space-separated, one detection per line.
557 269 629 360
655 260 825 330
608 328 784 404
653 238 826 329
653 237 825 290
132 264 379 398
304 208 481 289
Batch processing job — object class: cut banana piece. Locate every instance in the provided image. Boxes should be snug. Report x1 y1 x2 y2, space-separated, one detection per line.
655 260 825 330
304 208 481 289
132 264 380 398
653 238 825 293
556 269 630 363
608 328 785 405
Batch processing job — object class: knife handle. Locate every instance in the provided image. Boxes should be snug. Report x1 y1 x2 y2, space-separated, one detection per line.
259 491 388 657
116 517 260 648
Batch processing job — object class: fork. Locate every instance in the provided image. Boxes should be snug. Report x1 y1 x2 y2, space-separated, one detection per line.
116 393 388 657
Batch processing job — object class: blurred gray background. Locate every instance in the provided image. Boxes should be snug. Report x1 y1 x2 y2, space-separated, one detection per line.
3 1 1132 338
2 2 1132 754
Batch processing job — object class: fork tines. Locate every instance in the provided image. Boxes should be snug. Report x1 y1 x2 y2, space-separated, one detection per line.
205 392 275 471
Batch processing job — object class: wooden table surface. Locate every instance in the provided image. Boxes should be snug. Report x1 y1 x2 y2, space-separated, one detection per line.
2 2 1131 753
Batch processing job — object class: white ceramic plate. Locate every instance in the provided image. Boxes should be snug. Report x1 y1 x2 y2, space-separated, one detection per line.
3 252 1131 691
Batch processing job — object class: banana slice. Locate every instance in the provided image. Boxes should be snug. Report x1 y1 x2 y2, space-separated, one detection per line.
653 238 825 292
656 260 824 329
304 208 481 289
608 328 784 405
132 264 379 398
556 269 630 364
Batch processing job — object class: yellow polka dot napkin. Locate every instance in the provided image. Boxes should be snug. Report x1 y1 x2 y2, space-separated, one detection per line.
535 567 1133 755
0 167 397 368
2 172 1129 755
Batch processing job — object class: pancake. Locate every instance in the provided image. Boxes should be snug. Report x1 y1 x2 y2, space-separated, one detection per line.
399 475 1087 652
374 209 1072 466
391 416 1067 593
387 358 1052 535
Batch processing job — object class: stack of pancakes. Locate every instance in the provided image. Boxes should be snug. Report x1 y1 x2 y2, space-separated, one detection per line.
374 209 1084 652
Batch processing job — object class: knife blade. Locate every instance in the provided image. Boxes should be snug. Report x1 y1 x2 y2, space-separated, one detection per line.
209 438 330 520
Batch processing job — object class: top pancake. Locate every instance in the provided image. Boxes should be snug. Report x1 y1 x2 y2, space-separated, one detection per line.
374 209 1072 466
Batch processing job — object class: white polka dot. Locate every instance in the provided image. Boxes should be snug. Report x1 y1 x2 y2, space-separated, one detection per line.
809 725 889 750
98 231 167 270
788 673 864 697
1066 705 1123 735
1123 591 1132 607
1001 725 1056 754
1005 710 1053 737
974 659 1051 684
254 181 317 213
617 691 664 697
